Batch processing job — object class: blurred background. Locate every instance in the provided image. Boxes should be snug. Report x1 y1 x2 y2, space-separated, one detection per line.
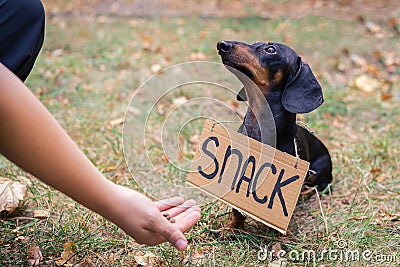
1 1 399 266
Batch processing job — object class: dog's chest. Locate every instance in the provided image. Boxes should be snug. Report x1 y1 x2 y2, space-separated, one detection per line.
242 110 262 142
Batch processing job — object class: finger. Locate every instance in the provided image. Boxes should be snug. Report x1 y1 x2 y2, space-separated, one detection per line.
172 205 201 222
172 206 201 233
162 199 197 218
155 197 185 211
151 216 189 250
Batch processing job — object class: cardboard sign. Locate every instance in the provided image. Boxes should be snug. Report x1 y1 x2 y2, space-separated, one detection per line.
187 119 309 234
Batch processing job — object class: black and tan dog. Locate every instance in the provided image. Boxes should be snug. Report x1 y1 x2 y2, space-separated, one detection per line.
217 40 333 229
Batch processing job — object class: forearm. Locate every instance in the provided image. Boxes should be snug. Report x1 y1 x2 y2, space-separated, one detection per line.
0 63 114 215
0 64 201 249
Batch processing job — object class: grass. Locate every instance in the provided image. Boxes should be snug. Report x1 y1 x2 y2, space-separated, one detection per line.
1 11 400 267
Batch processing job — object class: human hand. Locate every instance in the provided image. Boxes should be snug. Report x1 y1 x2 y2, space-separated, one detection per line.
105 185 201 250
0 64 201 250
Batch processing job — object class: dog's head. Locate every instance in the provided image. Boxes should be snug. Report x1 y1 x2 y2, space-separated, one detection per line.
217 40 323 114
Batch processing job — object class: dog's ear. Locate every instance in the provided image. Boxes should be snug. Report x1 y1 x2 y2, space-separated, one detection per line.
236 87 247 101
282 57 323 114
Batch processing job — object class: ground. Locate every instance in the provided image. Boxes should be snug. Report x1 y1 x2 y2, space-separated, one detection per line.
0 1 399 266
44 0 399 20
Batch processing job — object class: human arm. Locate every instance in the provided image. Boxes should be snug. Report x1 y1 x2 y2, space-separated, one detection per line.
0 63 200 249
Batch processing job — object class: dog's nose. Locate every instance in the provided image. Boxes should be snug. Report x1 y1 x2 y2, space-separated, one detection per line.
217 41 234 53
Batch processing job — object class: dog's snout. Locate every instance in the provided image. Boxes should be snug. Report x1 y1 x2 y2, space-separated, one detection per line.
217 41 234 53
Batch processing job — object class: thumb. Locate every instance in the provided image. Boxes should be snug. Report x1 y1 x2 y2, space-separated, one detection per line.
153 218 188 250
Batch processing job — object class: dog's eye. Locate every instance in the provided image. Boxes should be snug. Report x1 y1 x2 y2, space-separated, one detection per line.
265 46 276 54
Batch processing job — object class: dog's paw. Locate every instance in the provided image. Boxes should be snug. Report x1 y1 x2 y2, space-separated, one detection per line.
224 212 245 230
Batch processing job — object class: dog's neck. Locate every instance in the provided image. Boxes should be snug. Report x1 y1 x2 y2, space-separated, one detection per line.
243 90 297 155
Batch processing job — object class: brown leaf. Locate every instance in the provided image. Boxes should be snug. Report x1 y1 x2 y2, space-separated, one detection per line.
140 34 153 44
74 257 94 267
150 64 162 74
0 177 27 214
370 167 382 176
56 242 77 266
350 215 369 221
268 258 288 267
373 50 382 61
15 235 28 242
160 154 169 163
381 92 393 101
127 106 142 116
140 34 153 51
388 17 400 34
364 63 380 76
386 64 398 73
172 96 187 106
378 209 400 222
184 248 205 266
34 210 50 219
340 197 351 205
353 74 381 93
350 54 367 67
388 17 398 28
271 242 282 257
109 117 125 127
134 251 164 266
375 173 386 183
27 243 43 266
365 21 382 34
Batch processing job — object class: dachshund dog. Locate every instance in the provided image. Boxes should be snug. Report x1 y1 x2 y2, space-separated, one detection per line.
217 40 333 229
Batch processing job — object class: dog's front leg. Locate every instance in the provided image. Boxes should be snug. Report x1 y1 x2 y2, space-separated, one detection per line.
226 208 246 229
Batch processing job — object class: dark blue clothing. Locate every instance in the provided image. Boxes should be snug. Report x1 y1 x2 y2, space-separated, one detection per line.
0 0 45 81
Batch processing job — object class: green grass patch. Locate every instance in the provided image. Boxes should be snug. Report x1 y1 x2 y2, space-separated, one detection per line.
1 14 399 266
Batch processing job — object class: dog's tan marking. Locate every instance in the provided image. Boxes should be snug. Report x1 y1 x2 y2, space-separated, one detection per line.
273 70 284 84
234 44 270 96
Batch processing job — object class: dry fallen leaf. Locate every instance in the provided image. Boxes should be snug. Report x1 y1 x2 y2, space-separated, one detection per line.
127 106 142 115
134 251 164 266
75 260 94 267
375 173 386 183
27 243 43 266
150 64 162 74
388 17 400 34
56 242 77 266
377 51 400 72
365 21 382 34
364 63 380 76
268 258 288 267
140 34 153 51
172 96 187 106
160 154 169 164
353 74 381 93
381 92 394 101
350 215 369 221
0 177 27 214
370 167 382 176
183 248 205 266
271 242 282 257
350 54 367 67
34 209 50 219
110 117 125 127
377 209 400 222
